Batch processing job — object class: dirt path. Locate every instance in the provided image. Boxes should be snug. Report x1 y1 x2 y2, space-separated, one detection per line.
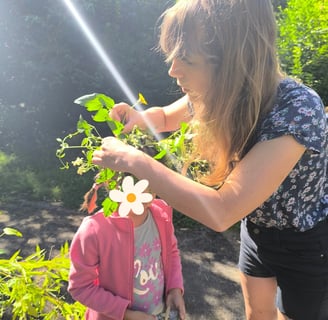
0 198 245 319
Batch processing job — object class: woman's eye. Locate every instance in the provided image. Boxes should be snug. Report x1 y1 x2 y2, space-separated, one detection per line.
181 56 193 65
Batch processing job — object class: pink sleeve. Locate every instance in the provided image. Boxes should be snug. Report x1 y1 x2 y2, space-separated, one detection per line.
166 225 184 294
154 199 184 295
68 218 130 320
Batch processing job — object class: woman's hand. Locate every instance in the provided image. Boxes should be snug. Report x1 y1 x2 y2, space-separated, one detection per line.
92 136 142 173
166 288 186 320
110 102 145 133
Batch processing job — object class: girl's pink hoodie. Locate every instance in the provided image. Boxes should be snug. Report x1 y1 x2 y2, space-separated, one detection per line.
68 199 184 320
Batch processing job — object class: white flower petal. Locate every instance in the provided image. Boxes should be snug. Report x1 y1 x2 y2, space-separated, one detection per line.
139 193 153 203
134 179 149 193
118 202 132 217
122 176 134 192
132 202 145 215
109 190 125 202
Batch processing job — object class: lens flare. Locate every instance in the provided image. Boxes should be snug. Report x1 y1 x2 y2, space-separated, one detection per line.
62 0 164 140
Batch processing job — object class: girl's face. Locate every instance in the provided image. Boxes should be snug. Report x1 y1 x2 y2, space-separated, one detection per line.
168 54 213 104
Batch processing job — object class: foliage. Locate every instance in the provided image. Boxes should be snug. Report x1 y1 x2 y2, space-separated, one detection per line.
277 0 328 104
272 0 288 10
0 152 46 200
0 227 23 256
0 151 90 207
56 93 208 217
0 231 86 319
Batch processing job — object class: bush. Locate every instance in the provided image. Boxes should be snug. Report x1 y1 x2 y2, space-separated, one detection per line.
277 0 328 105
0 151 94 209
0 231 86 319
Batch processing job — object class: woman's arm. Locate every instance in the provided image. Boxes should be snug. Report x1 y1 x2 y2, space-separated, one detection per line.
111 95 191 133
92 135 305 232
159 95 192 132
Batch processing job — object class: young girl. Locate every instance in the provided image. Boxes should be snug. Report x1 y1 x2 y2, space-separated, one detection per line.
68 176 185 320
91 1 328 319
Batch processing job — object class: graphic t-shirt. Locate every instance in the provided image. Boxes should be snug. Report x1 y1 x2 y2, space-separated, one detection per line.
132 212 165 315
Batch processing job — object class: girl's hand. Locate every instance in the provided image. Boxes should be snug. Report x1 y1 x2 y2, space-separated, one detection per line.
166 288 186 320
124 309 156 320
92 136 142 173
110 102 145 133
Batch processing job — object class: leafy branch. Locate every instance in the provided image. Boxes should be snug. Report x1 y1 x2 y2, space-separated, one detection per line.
56 92 208 216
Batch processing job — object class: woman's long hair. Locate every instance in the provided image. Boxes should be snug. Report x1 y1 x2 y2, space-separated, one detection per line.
159 0 284 186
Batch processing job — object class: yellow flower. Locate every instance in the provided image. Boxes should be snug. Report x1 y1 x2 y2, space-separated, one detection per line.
109 176 153 217
138 93 148 105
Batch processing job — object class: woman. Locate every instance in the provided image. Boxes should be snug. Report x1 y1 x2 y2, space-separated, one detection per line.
92 1 328 319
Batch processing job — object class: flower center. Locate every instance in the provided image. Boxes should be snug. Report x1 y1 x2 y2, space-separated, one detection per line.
127 193 136 203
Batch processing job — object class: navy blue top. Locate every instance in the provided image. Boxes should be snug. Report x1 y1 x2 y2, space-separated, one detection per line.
247 78 328 231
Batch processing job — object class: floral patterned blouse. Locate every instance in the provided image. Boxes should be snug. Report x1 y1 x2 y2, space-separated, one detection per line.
247 78 328 231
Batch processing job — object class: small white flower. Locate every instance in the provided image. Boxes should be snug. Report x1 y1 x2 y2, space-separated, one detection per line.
72 157 84 166
109 176 153 217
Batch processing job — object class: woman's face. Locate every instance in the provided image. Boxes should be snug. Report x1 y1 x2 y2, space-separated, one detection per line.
168 54 213 104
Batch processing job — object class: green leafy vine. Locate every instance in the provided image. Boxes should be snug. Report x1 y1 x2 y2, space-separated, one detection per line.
56 93 208 216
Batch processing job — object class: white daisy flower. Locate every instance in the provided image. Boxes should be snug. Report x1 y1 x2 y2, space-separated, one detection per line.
109 176 153 217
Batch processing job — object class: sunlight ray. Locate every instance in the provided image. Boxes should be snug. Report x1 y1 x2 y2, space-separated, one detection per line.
62 0 164 141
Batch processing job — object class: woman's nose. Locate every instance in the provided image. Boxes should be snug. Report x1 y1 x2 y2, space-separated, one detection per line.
168 58 184 78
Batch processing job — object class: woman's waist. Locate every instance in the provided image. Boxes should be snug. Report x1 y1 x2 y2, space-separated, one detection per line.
244 215 328 238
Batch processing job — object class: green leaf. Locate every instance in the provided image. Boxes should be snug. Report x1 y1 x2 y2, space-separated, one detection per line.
74 93 115 112
102 198 118 217
77 116 93 135
107 119 124 136
153 149 167 160
92 108 109 122
86 149 94 163
9 250 21 261
3 227 23 237
81 137 89 147
97 94 115 110
74 93 102 111
60 241 69 255
94 169 117 186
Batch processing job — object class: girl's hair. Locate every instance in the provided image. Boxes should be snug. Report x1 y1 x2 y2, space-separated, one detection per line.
159 0 283 186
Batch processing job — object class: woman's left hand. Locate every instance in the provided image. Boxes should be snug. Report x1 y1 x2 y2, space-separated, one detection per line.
92 136 142 173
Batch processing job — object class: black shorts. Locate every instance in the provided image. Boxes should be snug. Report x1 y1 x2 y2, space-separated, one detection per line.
238 218 328 320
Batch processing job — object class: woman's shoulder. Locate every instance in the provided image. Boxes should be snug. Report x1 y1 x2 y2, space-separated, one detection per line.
263 77 325 122
276 77 323 108
258 77 327 151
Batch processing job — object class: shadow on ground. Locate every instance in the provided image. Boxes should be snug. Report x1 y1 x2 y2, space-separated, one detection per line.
0 198 244 319
176 227 244 319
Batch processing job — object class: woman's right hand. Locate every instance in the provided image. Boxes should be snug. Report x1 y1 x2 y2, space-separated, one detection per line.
110 102 145 133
